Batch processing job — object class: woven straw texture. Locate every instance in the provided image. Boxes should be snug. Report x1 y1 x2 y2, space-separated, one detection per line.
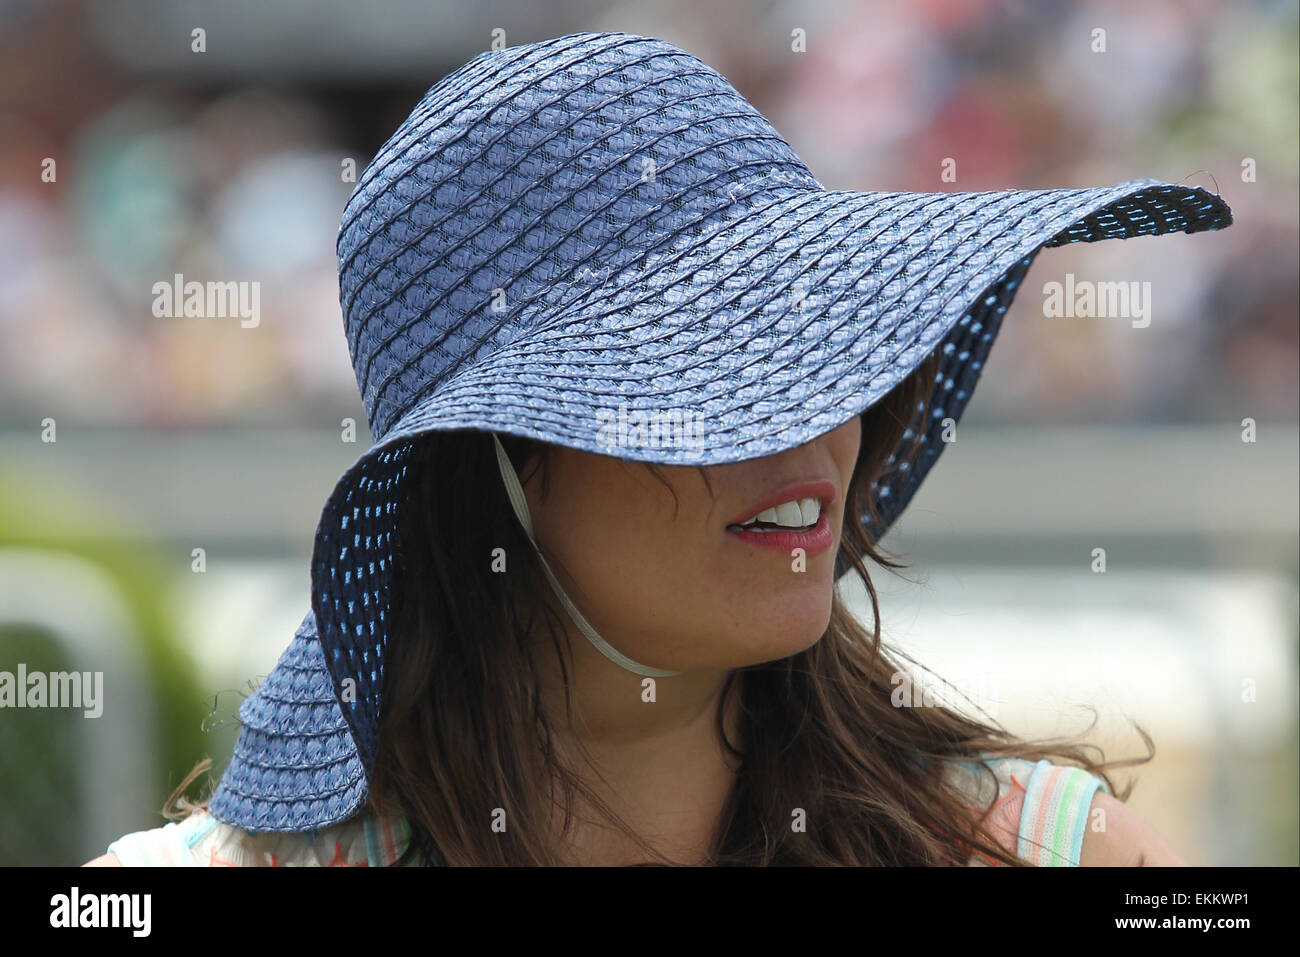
207 31 1232 833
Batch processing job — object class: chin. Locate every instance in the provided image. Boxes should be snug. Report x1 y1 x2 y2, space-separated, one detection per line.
725 593 833 667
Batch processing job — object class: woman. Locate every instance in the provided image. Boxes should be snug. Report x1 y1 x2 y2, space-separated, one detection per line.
87 31 1230 866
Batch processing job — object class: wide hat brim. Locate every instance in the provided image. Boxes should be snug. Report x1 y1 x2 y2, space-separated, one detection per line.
206 175 1231 833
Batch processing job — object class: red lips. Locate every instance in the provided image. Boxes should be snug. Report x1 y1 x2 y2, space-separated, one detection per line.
725 479 837 554
726 512 834 553
725 479 836 527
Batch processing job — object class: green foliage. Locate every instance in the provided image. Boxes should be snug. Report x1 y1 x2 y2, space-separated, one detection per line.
0 469 211 862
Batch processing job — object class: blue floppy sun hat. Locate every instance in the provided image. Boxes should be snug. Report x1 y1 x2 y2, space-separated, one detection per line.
207 31 1232 832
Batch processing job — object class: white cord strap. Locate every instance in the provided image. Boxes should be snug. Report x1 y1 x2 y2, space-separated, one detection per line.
492 433 681 678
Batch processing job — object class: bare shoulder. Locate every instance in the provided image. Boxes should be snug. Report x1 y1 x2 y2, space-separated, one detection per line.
82 853 122 866
1079 790 1187 866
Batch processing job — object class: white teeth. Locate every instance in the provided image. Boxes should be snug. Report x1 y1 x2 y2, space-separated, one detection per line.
774 501 803 526
799 498 820 525
737 498 822 530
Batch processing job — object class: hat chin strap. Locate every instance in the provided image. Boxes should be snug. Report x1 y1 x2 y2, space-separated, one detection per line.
492 433 681 679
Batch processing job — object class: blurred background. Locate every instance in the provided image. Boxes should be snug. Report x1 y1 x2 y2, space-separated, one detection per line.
0 0 1295 866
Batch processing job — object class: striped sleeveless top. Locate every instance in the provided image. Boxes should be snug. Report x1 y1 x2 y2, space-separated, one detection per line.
104 756 1105 866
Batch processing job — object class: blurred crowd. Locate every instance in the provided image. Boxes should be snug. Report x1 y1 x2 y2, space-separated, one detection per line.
0 0 1294 869
0 0 1295 431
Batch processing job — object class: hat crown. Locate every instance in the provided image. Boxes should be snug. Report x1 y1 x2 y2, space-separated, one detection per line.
337 32 821 439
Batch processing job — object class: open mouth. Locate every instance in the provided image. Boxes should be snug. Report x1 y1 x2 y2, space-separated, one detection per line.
725 497 822 534
724 479 836 553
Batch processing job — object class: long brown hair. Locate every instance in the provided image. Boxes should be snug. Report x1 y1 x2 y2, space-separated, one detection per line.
169 349 1154 864
359 349 1152 866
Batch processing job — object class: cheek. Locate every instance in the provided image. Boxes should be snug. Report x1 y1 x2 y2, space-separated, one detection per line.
527 449 845 669
531 461 706 619
831 416 864 485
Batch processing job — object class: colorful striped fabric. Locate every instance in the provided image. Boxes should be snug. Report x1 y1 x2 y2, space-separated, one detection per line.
106 806 416 867
104 756 1105 866
1016 759 1107 866
943 755 1108 866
